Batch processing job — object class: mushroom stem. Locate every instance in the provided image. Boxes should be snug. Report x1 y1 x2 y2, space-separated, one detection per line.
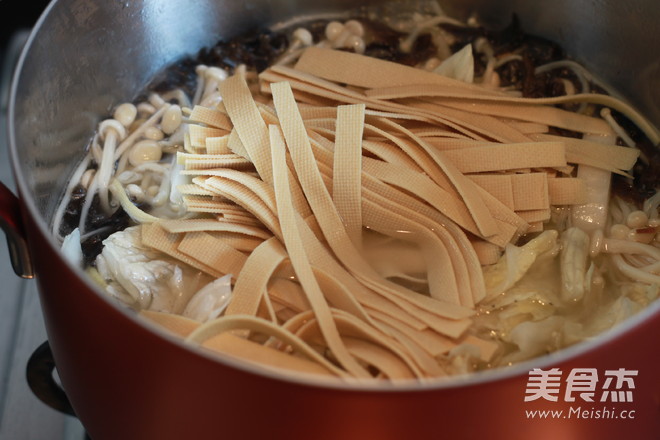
570 164 611 232
192 65 208 106
108 179 160 223
611 253 660 284
603 237 660 260
52 153 92 239
78 175 100 234
643 191 660 220
600 107 637 149
200 67 228 104
571 134 618 233
90 133 103 164
276 28 314 65
400 14 466 53
97 119 127 213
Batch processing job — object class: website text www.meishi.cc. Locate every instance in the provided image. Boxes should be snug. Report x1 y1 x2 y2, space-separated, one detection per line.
525 406 636 420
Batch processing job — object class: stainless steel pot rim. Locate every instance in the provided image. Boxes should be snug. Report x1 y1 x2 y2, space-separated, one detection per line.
8 0 660 393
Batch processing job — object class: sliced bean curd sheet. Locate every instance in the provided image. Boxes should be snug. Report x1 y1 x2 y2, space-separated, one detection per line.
276 88 470 374
220 74 275 184
182 168 278 212
529 133 640 173
547 177 588 205
293 211 433 332
227 129 251 160
375 90 617 138
188 105 233 131
471 241 502 265
188 125 228 149
357 173 487 303
177 232 247 280
268 122 372 378
395 98 531 143
440 142 566 174
373 118 501 238
365 84 659 145
281 313 415 379
435 100 613 136
224 237 292 322
176 183 216 196
367 309 455 357
282 124 462 378
293 47 504 95
319 157 471 310
361 158 481 239
296 172 472 336
342 337 417 380
261 67 492 140
140 310 202 337
187 314 349 378
205 136 231 155
360 121 518 246
468 173 554 212
333 104 365 248
361 188 484 309
141 223 224 278
201 231 264 253
359 196 462 306
267 52 643 176
305 118 337 132
191 176 283 239
272 83 475 316
224 75 314 219
361 138 423 172
117 40 654 381
177 153 254 171
516 209 552 223
292 310 433 379
203 332 337 377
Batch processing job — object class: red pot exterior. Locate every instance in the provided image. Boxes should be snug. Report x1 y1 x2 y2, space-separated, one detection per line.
22 206 660 440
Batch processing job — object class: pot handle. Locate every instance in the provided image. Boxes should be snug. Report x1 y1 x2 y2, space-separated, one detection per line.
0 181 33 278
26 341 77 417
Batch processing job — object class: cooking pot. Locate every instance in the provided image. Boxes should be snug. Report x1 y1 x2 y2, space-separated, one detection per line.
5 0 660 439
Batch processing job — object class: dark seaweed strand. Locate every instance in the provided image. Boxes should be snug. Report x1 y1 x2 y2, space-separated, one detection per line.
610 109 660 208
361 18 437 66
58 185 147 267
143 16 441 100
144 27 291 99
440 14 579 101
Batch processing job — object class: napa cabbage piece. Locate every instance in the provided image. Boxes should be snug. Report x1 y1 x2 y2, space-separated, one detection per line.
591 288 651 332
559 227 590 302
502 282 658 364
60 227 83 268
96 225 212 314
477 227 659 365
433 44 475 83
182 273 232 322
482 229 560 298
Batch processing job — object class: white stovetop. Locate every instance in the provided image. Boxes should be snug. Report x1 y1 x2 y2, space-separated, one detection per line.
0 30 87 440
